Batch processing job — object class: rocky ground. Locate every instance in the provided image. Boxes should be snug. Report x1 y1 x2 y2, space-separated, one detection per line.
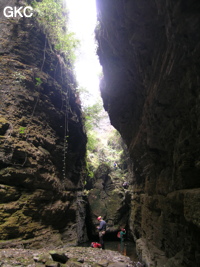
0 246 144 267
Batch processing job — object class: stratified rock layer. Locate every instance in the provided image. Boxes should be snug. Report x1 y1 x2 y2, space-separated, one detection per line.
96 0 200 266
0 1 87 246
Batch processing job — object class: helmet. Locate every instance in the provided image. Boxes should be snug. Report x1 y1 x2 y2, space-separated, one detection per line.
97 216 102 221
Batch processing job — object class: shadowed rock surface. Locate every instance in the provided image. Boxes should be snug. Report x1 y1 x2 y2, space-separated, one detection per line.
0 0 87 246
96 0 200 266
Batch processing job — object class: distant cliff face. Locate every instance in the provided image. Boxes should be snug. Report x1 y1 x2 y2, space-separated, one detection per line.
0 0 87 247
86 164 131 238
96 0 200 266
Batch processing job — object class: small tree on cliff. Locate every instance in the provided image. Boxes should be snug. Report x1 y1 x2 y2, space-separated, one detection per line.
32 0 79 62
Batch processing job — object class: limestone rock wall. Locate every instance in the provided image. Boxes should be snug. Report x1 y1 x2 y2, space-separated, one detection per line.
0 0 87 247
96 0 200 266
86 164 130 237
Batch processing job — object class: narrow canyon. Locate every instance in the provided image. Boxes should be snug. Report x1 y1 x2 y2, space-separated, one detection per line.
0 0 199 266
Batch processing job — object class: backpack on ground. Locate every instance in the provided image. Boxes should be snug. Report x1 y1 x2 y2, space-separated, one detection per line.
91 242 102 248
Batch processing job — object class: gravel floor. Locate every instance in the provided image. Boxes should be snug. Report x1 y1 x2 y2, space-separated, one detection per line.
0 247 144 266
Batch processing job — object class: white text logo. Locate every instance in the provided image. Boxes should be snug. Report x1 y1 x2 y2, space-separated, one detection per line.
3 6 33 18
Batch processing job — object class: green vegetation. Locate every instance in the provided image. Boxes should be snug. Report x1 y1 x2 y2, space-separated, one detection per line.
19 127 26 134
78 88 127 183
84 103 102 132
32 0 79 62
35 77 42 87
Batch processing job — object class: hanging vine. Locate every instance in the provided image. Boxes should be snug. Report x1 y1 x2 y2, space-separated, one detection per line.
32 0 79 63
62 93 69 179
32 0 77 177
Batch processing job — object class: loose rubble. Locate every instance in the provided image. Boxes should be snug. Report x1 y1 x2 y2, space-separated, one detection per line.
0 247 144 266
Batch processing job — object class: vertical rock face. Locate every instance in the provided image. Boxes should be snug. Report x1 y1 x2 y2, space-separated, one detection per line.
0 1 87 246
96 0 200 266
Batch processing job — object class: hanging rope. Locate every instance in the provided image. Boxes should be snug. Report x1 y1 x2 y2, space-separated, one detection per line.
62 92 69 179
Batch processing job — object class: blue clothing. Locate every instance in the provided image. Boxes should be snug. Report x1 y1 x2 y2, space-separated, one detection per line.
98 220 106 249
98 220 106 231
120 230 126 242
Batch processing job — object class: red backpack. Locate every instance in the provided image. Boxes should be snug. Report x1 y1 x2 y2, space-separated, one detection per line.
91 242 102 248
117 231 120 238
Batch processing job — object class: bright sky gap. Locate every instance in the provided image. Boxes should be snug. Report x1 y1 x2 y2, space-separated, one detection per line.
66 0 102 105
